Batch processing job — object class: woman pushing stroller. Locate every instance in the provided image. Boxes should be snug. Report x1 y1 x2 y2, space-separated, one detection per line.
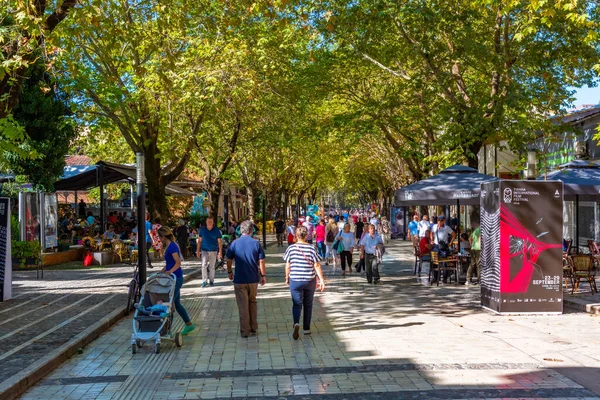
158 226 195 336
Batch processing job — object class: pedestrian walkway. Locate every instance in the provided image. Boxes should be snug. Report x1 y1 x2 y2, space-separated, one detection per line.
20 241 600 399
0 258 204 398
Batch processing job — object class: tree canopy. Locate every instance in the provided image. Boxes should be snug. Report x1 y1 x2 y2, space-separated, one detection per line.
3 0 598 214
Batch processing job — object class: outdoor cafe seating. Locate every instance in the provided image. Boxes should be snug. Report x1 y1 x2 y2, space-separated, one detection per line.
569 254 598 295
429 251 460 286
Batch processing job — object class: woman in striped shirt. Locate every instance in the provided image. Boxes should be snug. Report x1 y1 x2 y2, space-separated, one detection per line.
284 225 326 340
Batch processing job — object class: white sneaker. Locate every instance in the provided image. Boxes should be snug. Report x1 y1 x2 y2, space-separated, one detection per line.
465 281 471 286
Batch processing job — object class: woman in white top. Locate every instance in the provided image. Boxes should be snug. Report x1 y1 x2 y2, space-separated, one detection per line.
336 223 355 275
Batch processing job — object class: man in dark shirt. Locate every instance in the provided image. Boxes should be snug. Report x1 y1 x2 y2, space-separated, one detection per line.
78 199 86 217
355 218 364 245
226 220 266 338
274 216 286 247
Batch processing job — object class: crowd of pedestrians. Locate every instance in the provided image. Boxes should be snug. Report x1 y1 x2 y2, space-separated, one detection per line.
202 210 390 341
62 206 390 342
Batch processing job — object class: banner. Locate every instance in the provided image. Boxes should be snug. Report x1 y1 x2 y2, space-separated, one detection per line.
21 193 40 242
481 181 563 314
390 207 405 238
0 198 12 301
43 193 58 248
306 204 320 225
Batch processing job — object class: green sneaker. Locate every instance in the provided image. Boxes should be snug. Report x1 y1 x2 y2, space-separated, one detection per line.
181 324 195 336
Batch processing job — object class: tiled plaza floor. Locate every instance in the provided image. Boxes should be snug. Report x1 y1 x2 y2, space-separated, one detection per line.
20 240 600 399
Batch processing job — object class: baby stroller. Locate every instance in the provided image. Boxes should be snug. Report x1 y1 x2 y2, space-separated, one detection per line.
131 273 183 354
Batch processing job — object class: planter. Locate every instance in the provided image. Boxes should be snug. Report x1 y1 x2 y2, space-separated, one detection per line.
12 257 40 268
57 244 71 252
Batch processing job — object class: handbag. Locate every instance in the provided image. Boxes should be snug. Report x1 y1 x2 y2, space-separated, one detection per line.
83 250 93 267
355 258 365 272
332 233 344 252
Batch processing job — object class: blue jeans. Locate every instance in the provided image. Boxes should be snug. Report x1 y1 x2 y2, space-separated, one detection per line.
317 241 326 259
289 278 317 330
174 275 191 324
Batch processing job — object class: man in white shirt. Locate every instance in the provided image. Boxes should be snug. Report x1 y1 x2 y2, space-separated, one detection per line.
431 215 455 246
430 215 456 283
418 215 431 239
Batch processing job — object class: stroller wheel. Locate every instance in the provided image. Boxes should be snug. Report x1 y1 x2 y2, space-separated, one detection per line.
136 340 143 348
154 343 160 354
175 332 183 348
131 344 137 354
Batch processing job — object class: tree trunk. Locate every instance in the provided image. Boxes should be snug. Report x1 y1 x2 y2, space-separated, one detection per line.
246 186 255 222
208 179 223 220
144 141 170 221
466 142 482 169
228 191 236 222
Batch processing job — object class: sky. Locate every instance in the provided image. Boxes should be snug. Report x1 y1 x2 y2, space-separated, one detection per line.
572 85 600 107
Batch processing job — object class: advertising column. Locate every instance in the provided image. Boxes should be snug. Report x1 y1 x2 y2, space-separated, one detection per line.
43 193 58 249
0 198 12 301
481 181 563 314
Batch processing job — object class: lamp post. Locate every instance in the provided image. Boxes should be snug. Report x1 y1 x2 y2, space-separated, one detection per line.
136 153 147 286
223 180 229 234
262 189 267 248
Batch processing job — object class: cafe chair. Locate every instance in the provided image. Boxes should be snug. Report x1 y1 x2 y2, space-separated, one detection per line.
571 255 598 295
429 251 458 286
111 239 129 263
564 239 573 255
587 240 600 268
131 249 138 264
81 236 98 252
563 254 574 290
100 239 112 252
413 245 421 275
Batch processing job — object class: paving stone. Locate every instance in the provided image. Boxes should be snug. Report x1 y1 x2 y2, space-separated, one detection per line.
19 241 600 399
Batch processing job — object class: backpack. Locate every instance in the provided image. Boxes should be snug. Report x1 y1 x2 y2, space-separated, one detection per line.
326 229 335 243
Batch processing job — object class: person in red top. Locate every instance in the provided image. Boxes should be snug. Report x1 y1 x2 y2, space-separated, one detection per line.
419 229 432 260
315 219 326 259
107 211 118 225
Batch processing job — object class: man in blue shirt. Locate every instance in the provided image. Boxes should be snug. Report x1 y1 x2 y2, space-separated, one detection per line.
407 213 420 246
196 217 223 287
226 220 266 338
360 224 384 284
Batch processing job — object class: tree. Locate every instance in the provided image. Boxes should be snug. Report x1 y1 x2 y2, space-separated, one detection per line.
324 0 600 168
0 0 78 117
8 62 76 190
59 0 221 219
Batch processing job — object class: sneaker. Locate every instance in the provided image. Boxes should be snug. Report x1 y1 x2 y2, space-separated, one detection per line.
465 281 471 286
201 281 208 288
303 330 311 335
181 324 195 336
209 281 214 287
292 323 300 340
250 331 257 336
147 264 154 269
